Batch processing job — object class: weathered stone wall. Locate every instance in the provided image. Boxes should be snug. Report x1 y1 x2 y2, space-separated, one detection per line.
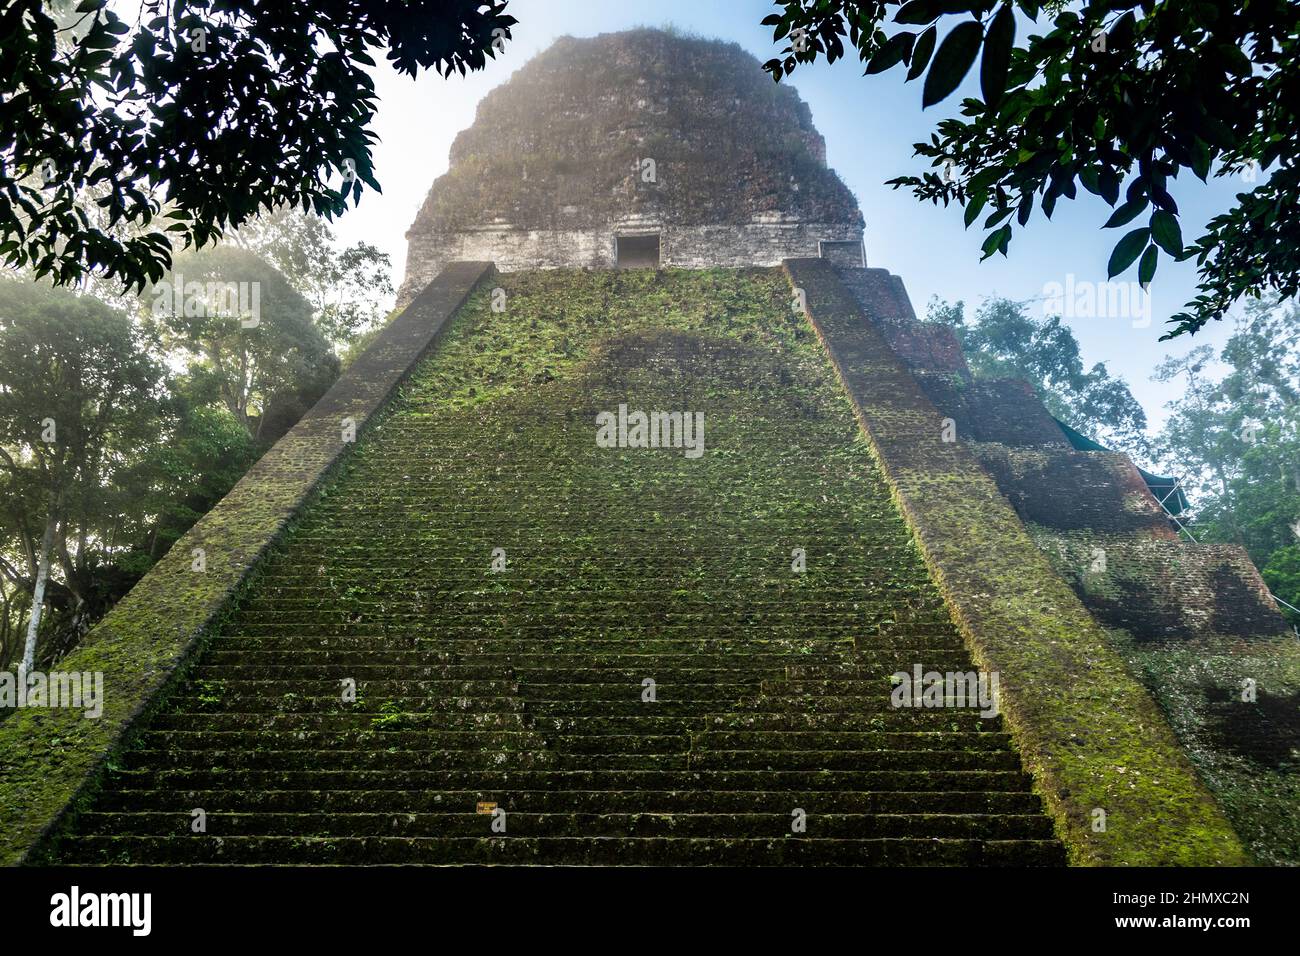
0 263 495 865
828 257 1298 863
972 445 1174 535
881 327 968 377
836 266 920 323
412 30 859 233
817 240 866 268
400 29 864 305
785 256 1247 865
917 376 1071 446
1034 530 1291 641
400 220 862 305
837 257 1288 633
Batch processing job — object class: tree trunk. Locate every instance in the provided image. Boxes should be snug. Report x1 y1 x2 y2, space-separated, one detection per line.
20 505 58 676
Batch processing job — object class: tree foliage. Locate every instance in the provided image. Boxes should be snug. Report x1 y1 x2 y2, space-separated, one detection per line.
229 207 395 348
1152 294 1300 615
928 294 1149 454
127 402 254 571
0 0 514 292
0 277 169 665
0 206 385 668
761 1 1300 338
150 245 337 441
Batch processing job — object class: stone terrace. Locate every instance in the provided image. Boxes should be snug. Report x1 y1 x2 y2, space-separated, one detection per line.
45 269 1063 866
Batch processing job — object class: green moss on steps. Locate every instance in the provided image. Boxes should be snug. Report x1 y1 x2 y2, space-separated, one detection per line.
0 263 494 865
35 268 1064 866
784 257 1248 866
1111 632 1300 865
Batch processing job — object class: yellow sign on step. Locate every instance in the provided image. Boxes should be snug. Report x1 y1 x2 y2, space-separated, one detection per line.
476 802 498 814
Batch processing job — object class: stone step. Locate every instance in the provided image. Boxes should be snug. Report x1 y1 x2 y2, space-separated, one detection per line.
167 696 529 715
190 659 974 682
119 747 1022 773
103 768 1037 793
75 811 1056 840
198 650 966 668
218 614 930 632
91 788 1047 816
146 709 1005 733
208 635 960 652
188 664 795 683
134 729 1014 753
61 835 1066 866
240 590 924 606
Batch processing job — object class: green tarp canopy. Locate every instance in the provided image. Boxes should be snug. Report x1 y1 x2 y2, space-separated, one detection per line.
1052 417 1189 516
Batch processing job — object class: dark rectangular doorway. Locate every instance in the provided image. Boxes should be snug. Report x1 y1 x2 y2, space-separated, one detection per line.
616 234 660 269
819 239 865 268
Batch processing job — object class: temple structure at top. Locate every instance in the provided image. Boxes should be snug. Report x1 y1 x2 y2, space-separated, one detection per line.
399 29 865 304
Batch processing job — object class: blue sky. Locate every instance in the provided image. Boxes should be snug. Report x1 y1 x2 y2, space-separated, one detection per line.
333 0 1254 433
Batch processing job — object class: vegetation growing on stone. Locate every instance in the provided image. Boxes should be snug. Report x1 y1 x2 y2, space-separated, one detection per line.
0 263 489 866
8 262 1291 866
786 256 1250 866
1115 633 1300 866
35 268 1066 865
411 30 860 234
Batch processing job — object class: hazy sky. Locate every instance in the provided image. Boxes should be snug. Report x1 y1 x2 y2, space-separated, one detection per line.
333 0 1255 433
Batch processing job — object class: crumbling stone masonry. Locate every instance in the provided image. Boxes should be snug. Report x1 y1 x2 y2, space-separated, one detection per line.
832 257 1298 863
1 28 1293 867
835 260 1289 643
399 30 864 305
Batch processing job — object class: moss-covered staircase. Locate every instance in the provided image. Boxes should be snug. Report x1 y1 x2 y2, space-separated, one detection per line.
45 269 1064 865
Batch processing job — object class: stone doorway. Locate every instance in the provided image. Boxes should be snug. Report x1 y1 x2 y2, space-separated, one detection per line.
818 240 865 268
616 234 660 269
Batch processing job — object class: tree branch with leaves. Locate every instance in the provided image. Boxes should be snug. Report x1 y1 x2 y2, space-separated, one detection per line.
0 0 515 293
762 0 1300 338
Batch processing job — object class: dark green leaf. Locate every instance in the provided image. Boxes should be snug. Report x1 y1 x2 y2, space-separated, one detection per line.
907 26 937 80
1108 228 1151 278
980 224 1011 259
1016 193 1034 225
1078 166 1101 196
1150 210 1183 256
1098 168 1121 206
923 21 984 108
979 4 1015 106
896 1 940 25
867 33 914 74
1138 244 1158 286
1190 139 1211 182
1103 197 1148 229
